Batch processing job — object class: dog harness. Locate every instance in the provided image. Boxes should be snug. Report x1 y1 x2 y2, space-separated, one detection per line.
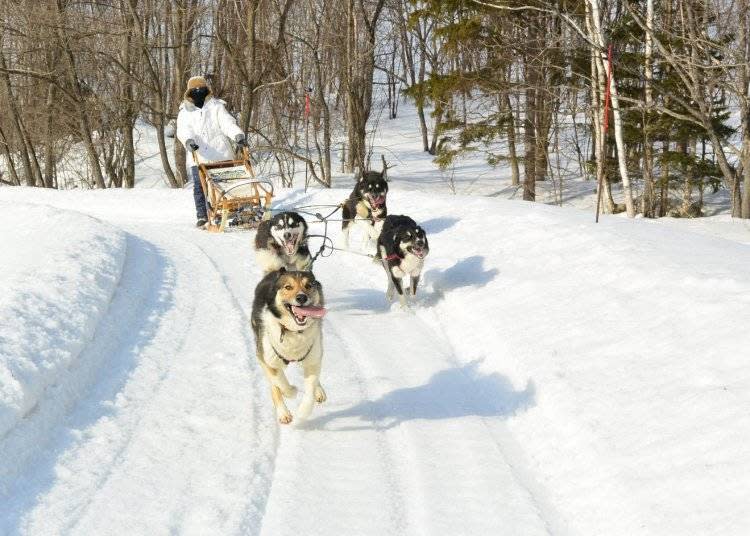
271 341 314 365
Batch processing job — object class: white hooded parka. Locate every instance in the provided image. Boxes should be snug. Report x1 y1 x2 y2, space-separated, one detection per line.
176 97 243 168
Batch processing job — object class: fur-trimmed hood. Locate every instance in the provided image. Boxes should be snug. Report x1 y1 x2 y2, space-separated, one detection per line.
183 75 213 104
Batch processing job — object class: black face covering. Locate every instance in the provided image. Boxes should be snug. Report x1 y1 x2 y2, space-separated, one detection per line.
190 87 209 108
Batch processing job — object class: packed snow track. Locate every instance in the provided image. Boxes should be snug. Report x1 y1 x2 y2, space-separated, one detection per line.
1 187 749 536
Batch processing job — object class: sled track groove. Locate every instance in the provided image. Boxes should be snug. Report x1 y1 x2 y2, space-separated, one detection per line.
416 307 571 536
255 315 420 536
313 248 562 534
191 239 280 534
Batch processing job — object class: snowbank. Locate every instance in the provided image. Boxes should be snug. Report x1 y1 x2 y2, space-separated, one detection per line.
0 202 126 439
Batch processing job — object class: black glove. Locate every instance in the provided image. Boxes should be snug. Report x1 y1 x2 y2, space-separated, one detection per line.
186 138 199 152
235 133 248 148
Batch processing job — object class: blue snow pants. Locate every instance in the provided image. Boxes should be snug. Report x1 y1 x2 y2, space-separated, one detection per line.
191 166 208 220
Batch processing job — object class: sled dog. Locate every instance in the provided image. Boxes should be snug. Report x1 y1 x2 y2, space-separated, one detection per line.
377 215 430 306
341 169 388 250
251 268 327 424
255 211 313 274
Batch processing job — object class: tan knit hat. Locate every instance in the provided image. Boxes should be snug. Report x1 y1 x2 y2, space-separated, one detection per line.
184 76 212 101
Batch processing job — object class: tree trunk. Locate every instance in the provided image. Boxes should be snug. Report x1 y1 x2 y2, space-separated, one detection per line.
416 30 429 152
740 0 750 218
0 125 22 185
55 4 107 189
0 48 36 186
743 135 750 218
587 4 614 215
641 0 655 217
588 0 635 217
503 93 520 186
523 74 537 201
43 82 57 188
680 139 694 215
659 141 669 216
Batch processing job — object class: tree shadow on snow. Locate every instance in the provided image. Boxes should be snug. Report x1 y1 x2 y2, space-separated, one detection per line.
420 217 459 235
302 361 535 432
418 255 498 307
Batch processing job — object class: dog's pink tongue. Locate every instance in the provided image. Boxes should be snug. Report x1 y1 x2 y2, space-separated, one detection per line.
291 305 327 318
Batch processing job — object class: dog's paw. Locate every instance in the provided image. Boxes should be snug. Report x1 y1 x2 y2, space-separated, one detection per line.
283 385 298 398
314 385 327 403
390 301 413 313
277 410 293 425
296 401 313 421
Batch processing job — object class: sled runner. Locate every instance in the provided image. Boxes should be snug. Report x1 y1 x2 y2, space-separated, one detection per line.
193 147 274 232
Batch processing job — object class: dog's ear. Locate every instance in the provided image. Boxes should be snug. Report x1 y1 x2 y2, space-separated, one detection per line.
308 274 324 304
301 272 321 292
266 269 286 317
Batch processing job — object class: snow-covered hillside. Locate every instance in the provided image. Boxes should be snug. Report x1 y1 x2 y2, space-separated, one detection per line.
1 183 750 535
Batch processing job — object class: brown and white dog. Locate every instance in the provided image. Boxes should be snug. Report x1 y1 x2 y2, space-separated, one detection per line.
251 268 327 424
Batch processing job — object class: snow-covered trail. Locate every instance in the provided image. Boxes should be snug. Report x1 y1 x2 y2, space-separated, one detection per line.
0 190 554 535
2 224 279 535
4 185 750 535
259 247 559 536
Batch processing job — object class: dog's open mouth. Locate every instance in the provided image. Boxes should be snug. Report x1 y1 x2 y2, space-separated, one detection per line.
283 237 298 255
286 304 327 326
367 194 386 209
411 246 426 259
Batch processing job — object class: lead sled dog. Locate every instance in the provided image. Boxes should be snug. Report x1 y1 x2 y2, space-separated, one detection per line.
251 268 327 424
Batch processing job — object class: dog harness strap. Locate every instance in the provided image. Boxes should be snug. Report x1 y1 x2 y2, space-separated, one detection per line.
279 325 304 343
384 253 401 261
271 341 314 365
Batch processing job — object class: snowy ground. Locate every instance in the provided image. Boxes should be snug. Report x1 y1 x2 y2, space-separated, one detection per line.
3 97 750 534
1 183 750 535
339 101 734 215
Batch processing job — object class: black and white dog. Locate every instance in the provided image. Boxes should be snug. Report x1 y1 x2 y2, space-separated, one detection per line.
377 215 430 307
255 211 313 274
251 268 327 424
341 169 388 251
